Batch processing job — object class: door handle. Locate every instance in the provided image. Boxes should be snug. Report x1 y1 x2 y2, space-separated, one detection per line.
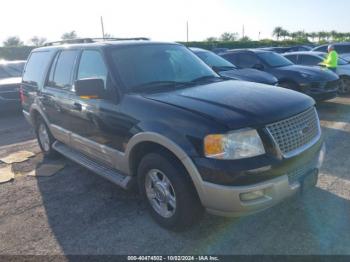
73 102 82 111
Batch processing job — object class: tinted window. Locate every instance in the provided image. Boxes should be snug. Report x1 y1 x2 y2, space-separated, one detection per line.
237 53 260 68
299 55 322 65
284 55 298 63
77 50 108 88
195 51 236 69
23 52 52 87
0 62 25 79
314 46 327 52
109 44 217 91
49 50 79 89
336 45 350 53
257 52 293 67
221 53 240 65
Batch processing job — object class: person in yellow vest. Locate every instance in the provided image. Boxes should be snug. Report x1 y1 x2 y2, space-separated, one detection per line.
320 45 338 72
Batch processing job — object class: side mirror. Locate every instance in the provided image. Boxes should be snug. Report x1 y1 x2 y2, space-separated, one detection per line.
253 63 265 70
75 78 105 99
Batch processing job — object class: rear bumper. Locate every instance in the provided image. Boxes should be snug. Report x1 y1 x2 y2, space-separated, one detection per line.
197 143 325 217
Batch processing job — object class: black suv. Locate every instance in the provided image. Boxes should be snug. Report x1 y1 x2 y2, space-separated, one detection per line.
21 39 325 230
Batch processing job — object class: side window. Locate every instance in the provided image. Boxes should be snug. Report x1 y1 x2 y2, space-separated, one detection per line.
285 55 298 64
238 54 259 68
314 46 327 52
299 55 321 66
77 50 108 88
48 50 79 89
221 54 239 66
23 51 52 87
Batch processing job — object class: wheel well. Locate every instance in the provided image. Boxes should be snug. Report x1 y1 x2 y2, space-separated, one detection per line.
129 141 186 177
30 109 41 126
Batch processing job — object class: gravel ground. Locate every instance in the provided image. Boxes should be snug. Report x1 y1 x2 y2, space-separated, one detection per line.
0 97 350 255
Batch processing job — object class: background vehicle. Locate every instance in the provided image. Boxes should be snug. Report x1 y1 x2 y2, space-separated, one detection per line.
259 45 313 54
220 49 340 101
283 51 350 94
211 47 229 54
190 47 278 85
313 42 350 62
0 60 26 111
22 39 324 230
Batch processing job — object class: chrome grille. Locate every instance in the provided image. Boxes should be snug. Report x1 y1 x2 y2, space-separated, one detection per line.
266 107 320 157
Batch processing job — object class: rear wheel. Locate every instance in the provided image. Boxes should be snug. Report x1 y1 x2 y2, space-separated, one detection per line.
339 76 350 95
35 117 57 158
138 152 203 231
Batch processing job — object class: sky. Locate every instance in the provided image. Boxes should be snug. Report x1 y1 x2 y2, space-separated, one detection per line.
1 0 349 45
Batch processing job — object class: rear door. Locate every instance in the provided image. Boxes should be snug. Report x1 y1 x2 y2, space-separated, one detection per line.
41 49 80 143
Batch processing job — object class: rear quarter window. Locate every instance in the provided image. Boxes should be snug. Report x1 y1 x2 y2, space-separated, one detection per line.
23 51 52 87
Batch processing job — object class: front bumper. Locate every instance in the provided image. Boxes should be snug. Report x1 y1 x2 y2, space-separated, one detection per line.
300 80 339 101
195 142 325 217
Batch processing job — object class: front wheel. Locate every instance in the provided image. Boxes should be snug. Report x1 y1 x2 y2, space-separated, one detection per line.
339 76 350 95
138 152 203 231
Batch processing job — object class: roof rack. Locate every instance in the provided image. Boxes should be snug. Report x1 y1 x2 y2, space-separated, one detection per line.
44 37 150 46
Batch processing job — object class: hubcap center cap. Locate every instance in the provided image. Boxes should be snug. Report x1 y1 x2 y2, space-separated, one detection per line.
154 182 167 203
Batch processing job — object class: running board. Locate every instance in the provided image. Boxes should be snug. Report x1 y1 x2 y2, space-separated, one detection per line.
53 142 132 189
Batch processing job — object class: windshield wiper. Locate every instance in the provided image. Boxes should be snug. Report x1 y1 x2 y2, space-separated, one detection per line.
190 75 221 83
212 66 237 71
130 81 188 91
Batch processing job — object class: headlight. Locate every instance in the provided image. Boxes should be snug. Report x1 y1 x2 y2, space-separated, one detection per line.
204 129 265 160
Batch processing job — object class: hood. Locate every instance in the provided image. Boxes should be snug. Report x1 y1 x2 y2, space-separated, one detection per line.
0 77 22 86
273 65 338 82
219 68 278 85
143 80 314 130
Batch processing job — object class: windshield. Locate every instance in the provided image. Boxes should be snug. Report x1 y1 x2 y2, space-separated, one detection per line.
195 51 236 69
109 44 219 91
321 53 348 65
258 52 293 67
0 62 25 79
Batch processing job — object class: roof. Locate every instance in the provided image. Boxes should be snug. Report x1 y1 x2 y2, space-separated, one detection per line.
223 48 271 54
33 39 180 52
283 51 326 56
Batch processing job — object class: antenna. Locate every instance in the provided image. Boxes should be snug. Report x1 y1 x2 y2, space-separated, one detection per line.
101 16 105 39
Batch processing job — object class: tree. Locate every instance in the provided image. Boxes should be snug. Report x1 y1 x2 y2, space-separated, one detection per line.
240 36 251 42
3 36 24 47
220 32 238 42
272 27 284 40
30 36 47 46
280 29 290 40
205 37 218 42
61 31 78 40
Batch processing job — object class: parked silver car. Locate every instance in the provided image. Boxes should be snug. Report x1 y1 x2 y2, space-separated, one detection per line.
283 51 350 94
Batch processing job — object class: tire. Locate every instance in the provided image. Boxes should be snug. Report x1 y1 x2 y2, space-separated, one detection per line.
35 116 58 158
339 76 350 95
138 151 204 231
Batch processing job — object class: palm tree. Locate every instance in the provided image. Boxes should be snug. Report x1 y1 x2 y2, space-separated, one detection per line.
280 29 290 40
272 27 284 41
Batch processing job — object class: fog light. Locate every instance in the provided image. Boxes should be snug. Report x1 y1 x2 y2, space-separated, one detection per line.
240 190 265 202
